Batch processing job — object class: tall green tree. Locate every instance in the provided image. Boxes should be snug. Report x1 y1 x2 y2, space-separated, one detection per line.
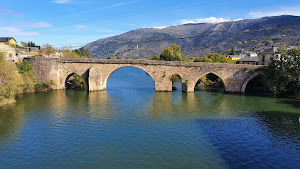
0 53 23 99
264 46 300 98
228 48 236 55
73 49 82 57
80 48 93 58
151 44 184 61
160 44 183 61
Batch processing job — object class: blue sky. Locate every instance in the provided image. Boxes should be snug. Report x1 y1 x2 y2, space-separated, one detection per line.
0 0 299 49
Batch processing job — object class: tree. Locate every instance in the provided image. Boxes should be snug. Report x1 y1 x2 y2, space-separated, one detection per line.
0 53 23 99
40 44 55 57
73 49 82 57
264 46 300 98
108 56 117 59
21 41 40 50
150 55 160 60
228 48 236 55
80 48 93 58
151 44 184 61
160 44 183 61
21 41 28 47
62 49 81 59
193 53 234 64
27 41 36 47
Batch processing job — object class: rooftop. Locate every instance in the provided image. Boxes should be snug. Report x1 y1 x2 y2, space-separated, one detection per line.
0 37 15 42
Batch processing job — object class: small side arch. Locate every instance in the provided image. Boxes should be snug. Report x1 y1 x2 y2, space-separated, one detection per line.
170 73 183 91
194 72 227 92
241 71 265 93
63 69 90 90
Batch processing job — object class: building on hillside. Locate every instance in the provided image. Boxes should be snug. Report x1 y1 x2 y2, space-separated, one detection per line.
0 37 17 47
16 46 39 57
258 46 299 65
239 52 259 65
0 43 16 61
258 47 279 65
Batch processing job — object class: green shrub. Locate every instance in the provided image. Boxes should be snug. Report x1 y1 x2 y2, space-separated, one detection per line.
34 81 52 91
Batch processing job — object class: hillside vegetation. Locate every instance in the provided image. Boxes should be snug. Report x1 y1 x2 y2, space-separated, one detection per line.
84 15 300 59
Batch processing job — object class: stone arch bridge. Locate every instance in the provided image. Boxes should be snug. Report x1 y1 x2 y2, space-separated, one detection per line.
25 58 264 93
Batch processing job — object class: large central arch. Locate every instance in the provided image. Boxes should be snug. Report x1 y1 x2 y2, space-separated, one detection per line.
105 66 156 90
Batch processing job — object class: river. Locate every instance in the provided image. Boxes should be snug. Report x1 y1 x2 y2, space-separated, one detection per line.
0 67 300 168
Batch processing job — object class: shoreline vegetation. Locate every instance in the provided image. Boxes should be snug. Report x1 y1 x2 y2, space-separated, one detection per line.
0 52 52 107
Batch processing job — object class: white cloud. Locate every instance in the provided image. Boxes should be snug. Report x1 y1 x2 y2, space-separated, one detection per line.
0 27 39 36
153 26 168 29
53 0 71 4
76 25 88 29
249 7 300 18
0 8 23 17
17 22 53 28
180 17 231 24
234 19 243 21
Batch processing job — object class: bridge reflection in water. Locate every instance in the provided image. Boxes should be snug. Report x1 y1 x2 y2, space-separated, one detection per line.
0 66 299 168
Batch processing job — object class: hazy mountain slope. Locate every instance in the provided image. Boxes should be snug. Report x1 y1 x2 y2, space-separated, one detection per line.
84 15 300 58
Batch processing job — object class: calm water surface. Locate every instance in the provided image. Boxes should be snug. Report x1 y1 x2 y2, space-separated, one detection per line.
0 67 300 168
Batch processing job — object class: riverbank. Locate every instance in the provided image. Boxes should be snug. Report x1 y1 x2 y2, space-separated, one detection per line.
0 97 16 107
0 86 52 108
0 53 53 107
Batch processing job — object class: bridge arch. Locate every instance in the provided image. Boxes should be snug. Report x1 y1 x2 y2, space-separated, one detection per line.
193 72 226 92
64 71 89 90
241 71 265 93
105 66 155 90
170 73 183 91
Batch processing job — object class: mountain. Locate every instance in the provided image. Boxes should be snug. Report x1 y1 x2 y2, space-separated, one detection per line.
83 15 300 59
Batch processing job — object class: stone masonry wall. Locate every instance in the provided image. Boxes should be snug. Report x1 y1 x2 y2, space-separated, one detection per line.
25 58 264 93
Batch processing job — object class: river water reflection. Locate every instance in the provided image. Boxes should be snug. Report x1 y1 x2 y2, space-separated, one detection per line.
0 67 300 168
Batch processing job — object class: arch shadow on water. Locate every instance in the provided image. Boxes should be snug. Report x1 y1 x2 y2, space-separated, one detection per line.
194 73 225 93
170 74 182 92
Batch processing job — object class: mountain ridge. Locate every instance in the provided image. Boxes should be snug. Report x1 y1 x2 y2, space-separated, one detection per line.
84 15 300 58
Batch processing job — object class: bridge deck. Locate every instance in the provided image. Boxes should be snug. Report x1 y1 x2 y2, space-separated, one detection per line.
29 58 264 69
